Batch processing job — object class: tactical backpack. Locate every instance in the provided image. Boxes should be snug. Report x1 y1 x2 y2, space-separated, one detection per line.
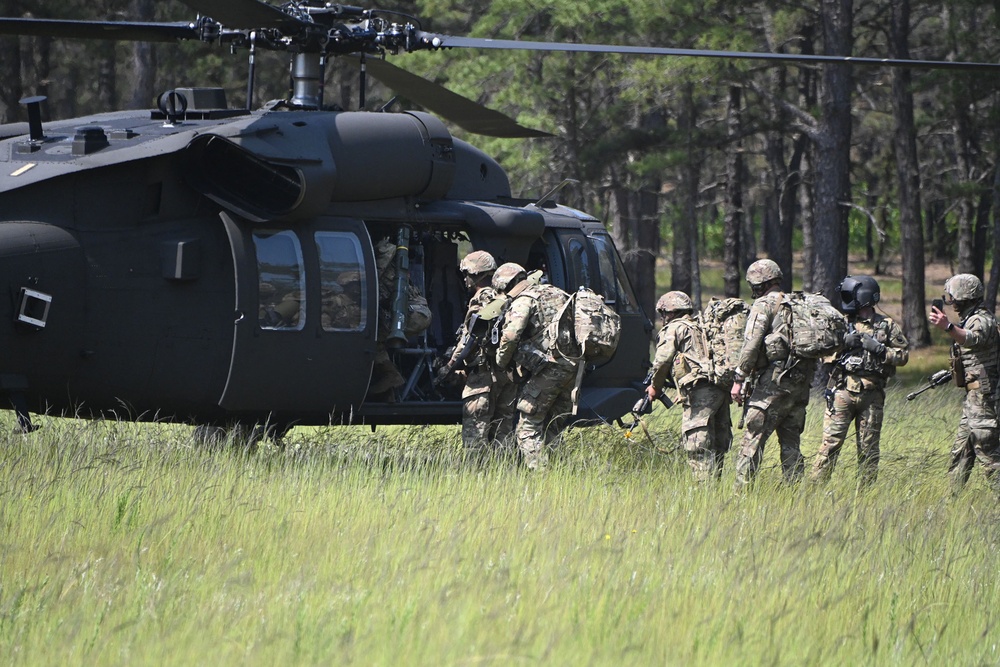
552 287 622 364
701 297 750 386
781 291 848 359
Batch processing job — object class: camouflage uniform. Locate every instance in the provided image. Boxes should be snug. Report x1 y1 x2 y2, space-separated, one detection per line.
445 284 517 454
734 291 816 487
650 312 732 482
812 314 908 484
496 283 579 470
948 303 1000 490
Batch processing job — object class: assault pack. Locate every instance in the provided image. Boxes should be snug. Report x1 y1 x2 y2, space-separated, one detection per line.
781 292 848 359
552 287 622 364
701 297 750 386
550 287 622 415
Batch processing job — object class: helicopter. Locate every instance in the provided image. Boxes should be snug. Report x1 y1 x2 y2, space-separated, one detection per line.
1 0 999 439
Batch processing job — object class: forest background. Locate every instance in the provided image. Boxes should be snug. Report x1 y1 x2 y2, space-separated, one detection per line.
1 0 998 347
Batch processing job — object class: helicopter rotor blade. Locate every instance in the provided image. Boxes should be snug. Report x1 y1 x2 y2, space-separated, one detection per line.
365 58 552 138
0 18 201 43
174 0 311 30
422 35 1000 73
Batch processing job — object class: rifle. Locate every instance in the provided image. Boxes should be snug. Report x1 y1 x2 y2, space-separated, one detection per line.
622 372 675 439
435 309 498 386
736 375 756 429
906 369 952 401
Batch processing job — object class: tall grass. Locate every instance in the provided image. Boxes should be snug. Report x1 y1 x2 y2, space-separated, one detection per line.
1 384 997 665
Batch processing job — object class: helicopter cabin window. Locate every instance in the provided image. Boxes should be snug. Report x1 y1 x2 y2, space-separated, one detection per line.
566 236 592 292
316 232 367 332
591 233 641 314
254 230 305 330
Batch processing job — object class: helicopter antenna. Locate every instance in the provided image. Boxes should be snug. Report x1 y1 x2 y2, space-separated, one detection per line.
532 179 579 207
246 30 257 110
377 96 398 113
359 53 367 109
318 53 327 108
19 96 46 142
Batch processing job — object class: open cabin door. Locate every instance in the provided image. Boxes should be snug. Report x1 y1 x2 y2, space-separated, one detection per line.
219 213 377 415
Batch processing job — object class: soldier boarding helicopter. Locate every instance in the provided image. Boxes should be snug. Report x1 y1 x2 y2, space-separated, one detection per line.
1 0 998 438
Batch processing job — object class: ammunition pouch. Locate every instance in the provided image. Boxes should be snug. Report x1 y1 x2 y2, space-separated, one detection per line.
515 345 550 374
951 344 967 388
764 333 790 363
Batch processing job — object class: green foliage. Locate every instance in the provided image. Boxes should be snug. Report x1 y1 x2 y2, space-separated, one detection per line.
1 393 997 664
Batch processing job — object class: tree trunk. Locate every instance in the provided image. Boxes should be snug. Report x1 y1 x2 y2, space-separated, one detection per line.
97 40 117 110
812 0 854 302
723 86 744 298
671 83 697 296
973 189 990 279
987 165 1000 314
608 181 659 319
0 0 22 123
953 105 977 275
128 0 157 110
800 147 815 293
890 0 931 347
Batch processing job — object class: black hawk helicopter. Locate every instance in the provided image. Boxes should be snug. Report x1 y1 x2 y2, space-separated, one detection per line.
0 0 998 437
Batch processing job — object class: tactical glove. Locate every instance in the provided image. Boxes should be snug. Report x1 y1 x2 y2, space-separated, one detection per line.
843 331 863 349
861 334 886 357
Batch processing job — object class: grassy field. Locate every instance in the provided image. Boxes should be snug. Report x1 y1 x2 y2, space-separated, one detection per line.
2 369 998 665
3 261 991 665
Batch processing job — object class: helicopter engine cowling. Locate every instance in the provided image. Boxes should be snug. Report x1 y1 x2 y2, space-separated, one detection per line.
185 110 491 222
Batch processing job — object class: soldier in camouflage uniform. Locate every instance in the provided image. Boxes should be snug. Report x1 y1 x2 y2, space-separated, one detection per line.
730 259 814 488
928 273 1000 491
647 291 732 482
811 276 909 485
437 251 515 457
495 267 579 470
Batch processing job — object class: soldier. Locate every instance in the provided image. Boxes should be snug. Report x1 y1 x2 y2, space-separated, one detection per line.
321 270 363 330
811 276 908 485
495 264 578 470
647 291 733 482
928 273 1000 492
437 251 515 458
730 259 814 488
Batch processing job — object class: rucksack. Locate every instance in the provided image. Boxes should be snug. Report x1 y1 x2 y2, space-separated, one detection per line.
552 287 622 364
781 291 848 359
701 297 750 386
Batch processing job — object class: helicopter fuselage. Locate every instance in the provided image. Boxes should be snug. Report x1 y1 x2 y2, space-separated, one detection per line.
0 99 650 429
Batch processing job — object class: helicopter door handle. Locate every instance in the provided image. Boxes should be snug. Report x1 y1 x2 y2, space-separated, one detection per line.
234 310 245 324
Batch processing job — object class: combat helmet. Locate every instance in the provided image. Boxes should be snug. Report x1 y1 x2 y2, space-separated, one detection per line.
656 291 694 315
492 262 527 293
459 250 497 277
745 259 782 297
838 275 880 314
945 273 984 303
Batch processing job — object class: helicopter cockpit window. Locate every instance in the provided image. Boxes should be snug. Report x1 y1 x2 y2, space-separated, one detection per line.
591 233 641 314
316 232 367 332
254 230 305 330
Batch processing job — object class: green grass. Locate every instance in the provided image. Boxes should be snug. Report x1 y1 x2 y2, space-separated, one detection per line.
1 383 998 665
